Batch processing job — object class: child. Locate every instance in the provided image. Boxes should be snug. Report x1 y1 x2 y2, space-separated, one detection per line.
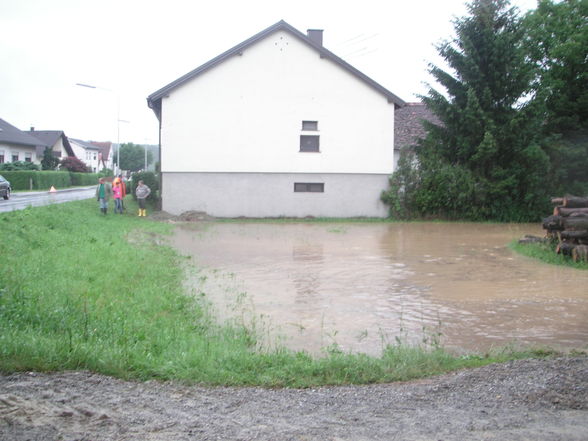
135 180 151 217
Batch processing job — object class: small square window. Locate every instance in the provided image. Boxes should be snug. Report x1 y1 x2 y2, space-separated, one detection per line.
302 120 318 131
300 135 320 152
294 182 324 192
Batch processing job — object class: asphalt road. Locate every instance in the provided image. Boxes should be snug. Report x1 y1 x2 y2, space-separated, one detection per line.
0 186 95 213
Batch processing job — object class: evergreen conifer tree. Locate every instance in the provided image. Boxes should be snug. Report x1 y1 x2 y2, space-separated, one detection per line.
386 0 550 221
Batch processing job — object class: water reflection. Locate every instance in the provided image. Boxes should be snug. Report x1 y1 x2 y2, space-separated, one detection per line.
171 222 588 356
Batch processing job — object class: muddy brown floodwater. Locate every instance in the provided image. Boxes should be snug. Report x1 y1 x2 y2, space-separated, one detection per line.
170 222 588 356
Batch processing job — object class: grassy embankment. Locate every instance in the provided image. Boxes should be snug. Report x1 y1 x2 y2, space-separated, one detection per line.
510 240 588 270
0 199 560 387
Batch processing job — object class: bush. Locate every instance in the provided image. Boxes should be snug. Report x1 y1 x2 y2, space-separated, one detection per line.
60 156 88 173
130 171 159 202
0 161 39 171
0 171 101 190
0 171 69 190
70 172 101 186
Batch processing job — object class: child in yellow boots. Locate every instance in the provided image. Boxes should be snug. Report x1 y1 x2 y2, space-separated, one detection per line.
135 180 151 217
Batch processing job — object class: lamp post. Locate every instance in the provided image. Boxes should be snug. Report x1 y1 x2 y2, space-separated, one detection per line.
75 83 128 175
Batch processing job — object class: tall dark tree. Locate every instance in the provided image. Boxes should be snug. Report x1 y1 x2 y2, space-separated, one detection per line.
523 0 588 195
524 0 588 133
384 0 550 221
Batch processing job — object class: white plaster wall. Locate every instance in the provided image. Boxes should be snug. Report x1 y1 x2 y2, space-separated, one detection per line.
0 142 37 163
160 30 395 175
70 141 85 160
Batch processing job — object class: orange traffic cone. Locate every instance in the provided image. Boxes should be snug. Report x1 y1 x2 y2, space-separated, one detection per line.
49 186 57 193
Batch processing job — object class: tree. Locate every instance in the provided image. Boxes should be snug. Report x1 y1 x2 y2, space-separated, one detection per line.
523 0 588 133
60 156 88 173
41 147 60 170
523 0 588 195
383 0 550 221
119 143 153 172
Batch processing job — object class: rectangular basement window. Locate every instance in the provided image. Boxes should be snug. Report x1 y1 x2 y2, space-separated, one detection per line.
294 182 324 193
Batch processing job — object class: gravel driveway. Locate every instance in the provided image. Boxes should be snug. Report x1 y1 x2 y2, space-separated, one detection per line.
1 356 586 440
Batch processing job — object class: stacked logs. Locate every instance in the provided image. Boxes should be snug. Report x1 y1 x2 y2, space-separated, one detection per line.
543 196 588 262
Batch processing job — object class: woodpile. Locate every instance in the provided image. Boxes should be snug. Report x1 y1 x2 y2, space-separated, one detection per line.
542 195 588 262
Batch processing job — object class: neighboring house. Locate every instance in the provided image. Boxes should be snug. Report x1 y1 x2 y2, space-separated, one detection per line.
0 118 47 165
393 102 441 169
90 141 114 171
147 20 406 218
69 138 102 172
26 129 75 163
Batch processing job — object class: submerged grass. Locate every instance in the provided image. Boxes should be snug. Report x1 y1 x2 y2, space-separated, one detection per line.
0 199 561 387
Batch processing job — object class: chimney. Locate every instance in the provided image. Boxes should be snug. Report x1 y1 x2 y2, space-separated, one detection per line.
307 29 323 46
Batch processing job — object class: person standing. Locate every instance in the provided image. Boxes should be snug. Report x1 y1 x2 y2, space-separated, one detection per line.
113 174 127 211
112 179 123 214
135 180 151 217
95 177 112 215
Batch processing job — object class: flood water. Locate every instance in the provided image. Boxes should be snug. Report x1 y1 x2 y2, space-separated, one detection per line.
170 222 588 356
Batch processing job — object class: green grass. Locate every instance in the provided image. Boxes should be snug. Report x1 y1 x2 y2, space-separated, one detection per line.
0 199 568 387
510 240 588 270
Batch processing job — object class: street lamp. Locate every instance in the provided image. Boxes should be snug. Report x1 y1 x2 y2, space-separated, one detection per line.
75 83 128 175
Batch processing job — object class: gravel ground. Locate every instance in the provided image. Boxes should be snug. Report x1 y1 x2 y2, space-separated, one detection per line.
1 356 587 441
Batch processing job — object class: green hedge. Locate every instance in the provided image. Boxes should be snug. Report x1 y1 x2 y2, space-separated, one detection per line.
70 172 101 186
0 171 101 191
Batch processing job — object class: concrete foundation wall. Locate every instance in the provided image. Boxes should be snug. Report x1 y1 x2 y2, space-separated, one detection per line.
162 172 390 218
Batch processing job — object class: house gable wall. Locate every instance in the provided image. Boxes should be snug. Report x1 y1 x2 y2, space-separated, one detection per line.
160 30 395 175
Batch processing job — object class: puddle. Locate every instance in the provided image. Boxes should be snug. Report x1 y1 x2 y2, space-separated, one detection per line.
170 222 588 356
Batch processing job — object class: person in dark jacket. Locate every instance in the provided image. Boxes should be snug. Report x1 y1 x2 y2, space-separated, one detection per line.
95 177 113 215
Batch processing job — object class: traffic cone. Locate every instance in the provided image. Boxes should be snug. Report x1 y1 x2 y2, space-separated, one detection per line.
49 186 57 193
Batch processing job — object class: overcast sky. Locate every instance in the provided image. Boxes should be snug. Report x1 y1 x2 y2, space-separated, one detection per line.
0 0 538 145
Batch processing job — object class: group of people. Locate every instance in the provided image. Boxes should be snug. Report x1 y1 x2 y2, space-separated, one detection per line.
96 176 151 217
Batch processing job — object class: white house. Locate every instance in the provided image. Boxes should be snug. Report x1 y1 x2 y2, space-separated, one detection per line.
147 20 406 218
69 138 102 172
0 118 47 165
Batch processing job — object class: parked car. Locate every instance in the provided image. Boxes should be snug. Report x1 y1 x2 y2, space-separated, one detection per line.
0 174 11 200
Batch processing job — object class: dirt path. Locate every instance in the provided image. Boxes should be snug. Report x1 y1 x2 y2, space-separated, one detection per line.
1 357 587 441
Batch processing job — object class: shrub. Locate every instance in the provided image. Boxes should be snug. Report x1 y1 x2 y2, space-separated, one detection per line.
130 171 159 202
60 156 88 173
0 171 70 190
0 161 39 171
70 172 101 186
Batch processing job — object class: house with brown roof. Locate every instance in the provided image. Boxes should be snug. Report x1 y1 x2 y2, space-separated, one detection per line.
147 20 406 218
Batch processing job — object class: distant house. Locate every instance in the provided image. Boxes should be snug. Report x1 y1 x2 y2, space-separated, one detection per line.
69 138 102 172
393 102 441 168
0 118 47 165
26 129 75 162
90 141 114 171
147 20 406 218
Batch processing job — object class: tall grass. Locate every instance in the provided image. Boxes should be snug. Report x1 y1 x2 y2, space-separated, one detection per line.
0 199 557 387
510 240 588 270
